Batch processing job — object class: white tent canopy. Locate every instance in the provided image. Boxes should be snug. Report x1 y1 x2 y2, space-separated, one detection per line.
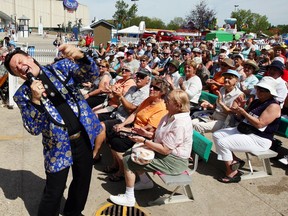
117 25 140 34
80 25 93 32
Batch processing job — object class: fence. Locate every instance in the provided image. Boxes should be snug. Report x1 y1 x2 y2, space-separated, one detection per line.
26 47 58 65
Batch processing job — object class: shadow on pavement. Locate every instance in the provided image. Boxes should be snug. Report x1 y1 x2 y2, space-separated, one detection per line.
0 168 44 215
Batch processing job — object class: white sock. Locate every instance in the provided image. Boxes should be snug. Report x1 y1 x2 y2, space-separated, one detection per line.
138 173 151 183
125 187 135 200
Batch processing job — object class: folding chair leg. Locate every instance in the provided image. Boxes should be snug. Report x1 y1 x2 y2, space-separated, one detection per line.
148 185 194 206
263 158 273 175
245 152 254 174
183 185 194 200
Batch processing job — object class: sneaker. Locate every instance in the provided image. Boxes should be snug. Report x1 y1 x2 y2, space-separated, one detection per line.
134 180 154 191
109 194 135 207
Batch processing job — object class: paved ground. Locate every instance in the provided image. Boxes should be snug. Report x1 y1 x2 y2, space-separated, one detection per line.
0 33 287 216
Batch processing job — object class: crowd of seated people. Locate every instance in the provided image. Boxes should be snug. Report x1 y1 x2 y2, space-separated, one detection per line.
76 37 287 206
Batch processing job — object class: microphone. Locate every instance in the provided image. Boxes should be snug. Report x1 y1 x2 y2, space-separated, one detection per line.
26 72 55 97
26 72 36 84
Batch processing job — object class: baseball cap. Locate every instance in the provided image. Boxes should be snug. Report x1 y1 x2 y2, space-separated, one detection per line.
137 68 151 77
115 51 125 58
126 49 134 55
222 69 240 79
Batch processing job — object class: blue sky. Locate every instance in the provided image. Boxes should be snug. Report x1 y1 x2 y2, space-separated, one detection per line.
79 0 287 26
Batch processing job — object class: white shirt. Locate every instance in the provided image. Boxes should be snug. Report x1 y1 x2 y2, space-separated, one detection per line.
154 112 193 159
170 71 181 89
213 86 243 121
183 75 202 104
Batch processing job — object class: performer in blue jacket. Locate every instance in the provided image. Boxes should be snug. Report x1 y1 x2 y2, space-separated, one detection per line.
4 44 102 216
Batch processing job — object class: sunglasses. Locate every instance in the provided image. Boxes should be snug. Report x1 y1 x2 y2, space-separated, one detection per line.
256 86 270 93
163 53 170 55
136 74 147 79
122 68 131 72
140 60 146 62
99 65 106 68
150 85 161 91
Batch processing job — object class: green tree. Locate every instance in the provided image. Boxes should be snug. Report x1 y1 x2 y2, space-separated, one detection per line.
231 9 270 34
113 0 138 29
167 17 186 30
130 16 166 29
277 25 288 34
186 0 216 30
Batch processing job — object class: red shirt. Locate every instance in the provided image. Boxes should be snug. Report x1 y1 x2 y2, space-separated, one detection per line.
282 68 288 82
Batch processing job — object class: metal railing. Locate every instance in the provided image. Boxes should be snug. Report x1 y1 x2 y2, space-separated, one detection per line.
26 48 58 65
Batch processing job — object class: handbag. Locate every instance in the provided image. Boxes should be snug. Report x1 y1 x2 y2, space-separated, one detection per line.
237 122 258 134
131 143 155 165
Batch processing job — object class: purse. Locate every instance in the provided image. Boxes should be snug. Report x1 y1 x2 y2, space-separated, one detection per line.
237 122 258 134
131 143 155 165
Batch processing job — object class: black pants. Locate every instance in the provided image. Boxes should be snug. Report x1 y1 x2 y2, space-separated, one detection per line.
37 133 93 216
86 95 107 109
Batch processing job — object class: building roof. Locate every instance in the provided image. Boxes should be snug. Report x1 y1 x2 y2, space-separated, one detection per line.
90 19 114 29
18 15 30 20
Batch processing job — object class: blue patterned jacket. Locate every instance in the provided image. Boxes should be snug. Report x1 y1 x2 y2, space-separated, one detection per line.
13 56 102 173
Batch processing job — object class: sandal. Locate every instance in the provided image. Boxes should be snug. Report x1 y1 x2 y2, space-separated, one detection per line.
103 166 118 174
109 174 125 182
230 160 245 171
218 175 241 183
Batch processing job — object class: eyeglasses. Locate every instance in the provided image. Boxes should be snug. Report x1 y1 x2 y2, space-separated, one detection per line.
99 65 106 68
122 68 131 72
136 74 147 79
150 85 161 91
256 86 270 93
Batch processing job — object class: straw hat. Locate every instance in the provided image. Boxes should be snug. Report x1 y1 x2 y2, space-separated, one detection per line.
244 59 259 71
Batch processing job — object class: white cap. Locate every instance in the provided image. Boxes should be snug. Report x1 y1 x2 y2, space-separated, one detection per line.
115 51 125 58
220 46 228 51
193 57 202 65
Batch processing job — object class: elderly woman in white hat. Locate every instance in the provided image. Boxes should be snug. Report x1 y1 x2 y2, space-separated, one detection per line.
192 69 244 134
213 76 281 183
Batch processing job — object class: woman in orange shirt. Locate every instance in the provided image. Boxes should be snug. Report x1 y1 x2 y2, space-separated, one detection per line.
106 77 169 181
